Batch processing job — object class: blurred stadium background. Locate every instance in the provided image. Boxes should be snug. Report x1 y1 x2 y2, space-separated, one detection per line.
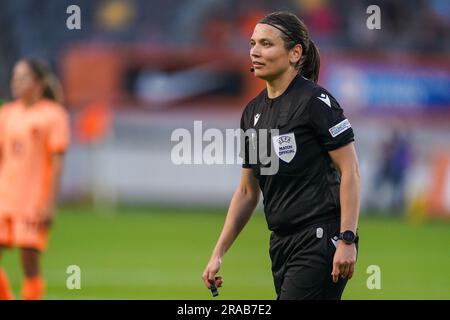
0 0 449 299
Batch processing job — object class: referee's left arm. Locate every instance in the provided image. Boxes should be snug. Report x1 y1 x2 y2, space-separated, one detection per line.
329 142 360 282
308 90 360 283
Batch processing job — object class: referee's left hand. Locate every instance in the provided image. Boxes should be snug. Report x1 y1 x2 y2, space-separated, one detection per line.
332 242 357 283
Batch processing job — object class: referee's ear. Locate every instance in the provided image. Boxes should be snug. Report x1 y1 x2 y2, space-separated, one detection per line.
290 44 302 66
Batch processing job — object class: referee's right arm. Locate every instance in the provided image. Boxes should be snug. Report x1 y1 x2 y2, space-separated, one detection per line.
202 168 260 289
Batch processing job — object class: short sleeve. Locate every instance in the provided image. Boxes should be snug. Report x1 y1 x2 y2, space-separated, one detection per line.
308 90 354 151
47 106 70 153
239 107 252 168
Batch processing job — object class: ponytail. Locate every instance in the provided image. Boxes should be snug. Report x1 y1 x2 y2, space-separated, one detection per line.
41 73 64 104
299 39 320 83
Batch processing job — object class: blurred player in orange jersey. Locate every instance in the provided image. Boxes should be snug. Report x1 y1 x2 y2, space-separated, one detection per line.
0 59 70 300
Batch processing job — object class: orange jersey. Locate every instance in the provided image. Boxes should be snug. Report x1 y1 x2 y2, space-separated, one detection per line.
0 99 70 218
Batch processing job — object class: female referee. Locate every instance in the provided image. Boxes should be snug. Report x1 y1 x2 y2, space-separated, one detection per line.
202 11 360 300
0 59 70 300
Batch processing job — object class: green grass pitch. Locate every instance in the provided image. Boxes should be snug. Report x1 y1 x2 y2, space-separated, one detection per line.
1 206 450 299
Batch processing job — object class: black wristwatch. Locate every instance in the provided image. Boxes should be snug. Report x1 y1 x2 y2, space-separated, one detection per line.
338 230 359 245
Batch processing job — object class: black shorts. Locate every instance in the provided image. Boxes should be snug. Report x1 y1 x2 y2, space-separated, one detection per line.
269 219 357 300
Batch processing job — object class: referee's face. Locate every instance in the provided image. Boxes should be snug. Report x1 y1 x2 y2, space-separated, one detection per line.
250 23 296 81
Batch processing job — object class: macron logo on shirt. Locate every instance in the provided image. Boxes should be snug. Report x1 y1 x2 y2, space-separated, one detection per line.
254 113 261 126
317 93 331 108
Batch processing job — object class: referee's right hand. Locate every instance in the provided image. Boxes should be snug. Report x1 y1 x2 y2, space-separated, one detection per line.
202 257 223 289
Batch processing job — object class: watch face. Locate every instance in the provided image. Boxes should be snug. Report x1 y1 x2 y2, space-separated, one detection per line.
343 231 355 243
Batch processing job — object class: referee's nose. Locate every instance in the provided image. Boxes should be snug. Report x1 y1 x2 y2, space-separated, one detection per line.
250 44 261 58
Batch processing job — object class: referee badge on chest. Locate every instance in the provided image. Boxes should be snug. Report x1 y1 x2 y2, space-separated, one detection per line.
272 132 297 163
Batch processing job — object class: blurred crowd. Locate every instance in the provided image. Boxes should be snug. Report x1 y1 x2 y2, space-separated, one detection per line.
0 0 449 216
1 0 449 99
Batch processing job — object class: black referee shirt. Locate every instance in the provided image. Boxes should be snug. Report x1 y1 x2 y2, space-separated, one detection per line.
240 75 355 234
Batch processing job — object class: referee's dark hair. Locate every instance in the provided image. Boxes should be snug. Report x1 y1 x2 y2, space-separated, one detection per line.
259 11 320 83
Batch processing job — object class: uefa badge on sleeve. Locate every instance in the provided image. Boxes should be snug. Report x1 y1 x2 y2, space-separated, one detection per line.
272 133 297 163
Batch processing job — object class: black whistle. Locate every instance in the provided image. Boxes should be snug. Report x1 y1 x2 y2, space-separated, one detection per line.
210 284 219 297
